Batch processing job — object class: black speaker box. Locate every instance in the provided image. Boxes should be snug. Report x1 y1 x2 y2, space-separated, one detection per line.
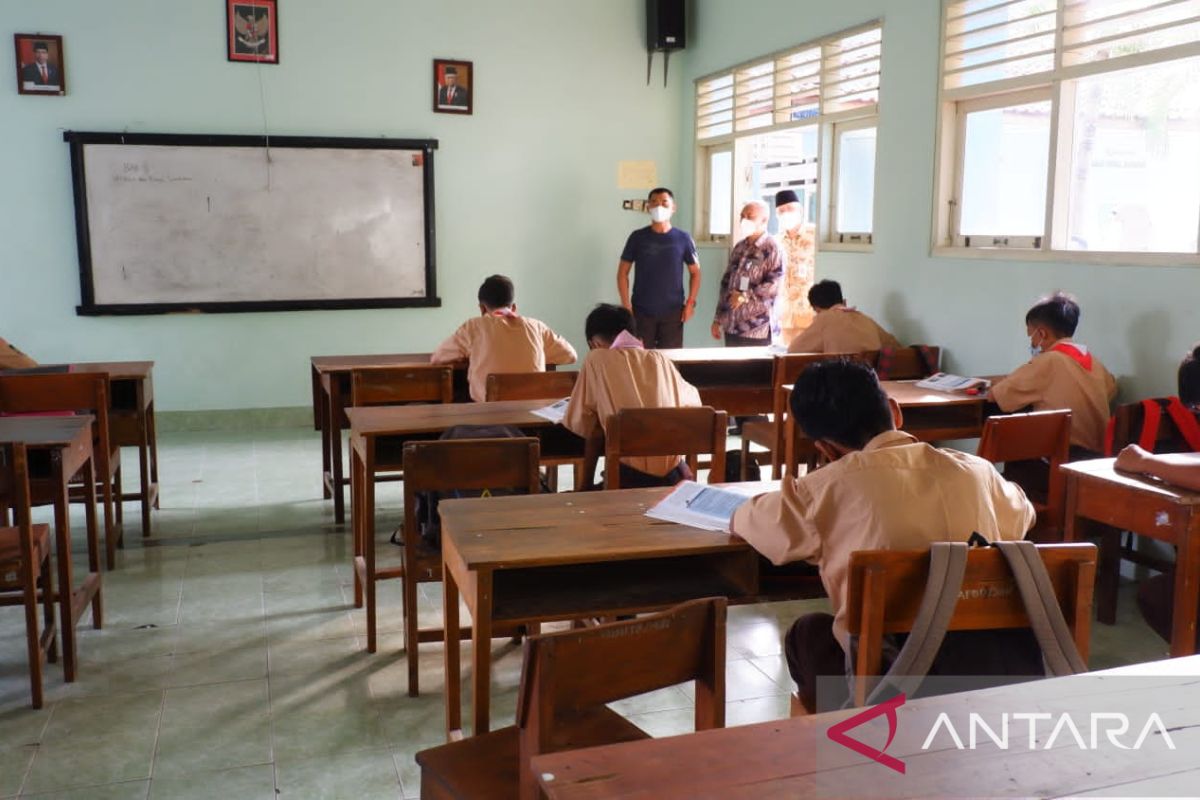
647 0 686 52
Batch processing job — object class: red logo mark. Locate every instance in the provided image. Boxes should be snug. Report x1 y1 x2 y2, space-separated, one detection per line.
826 693 907 774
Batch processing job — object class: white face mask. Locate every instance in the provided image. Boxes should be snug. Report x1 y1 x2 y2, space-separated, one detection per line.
777 211 802 231
739 218 760 238
648 205 672 223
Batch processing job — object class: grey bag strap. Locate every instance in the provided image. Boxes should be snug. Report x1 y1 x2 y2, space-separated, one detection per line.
994 540 1087 676
862 542 968 706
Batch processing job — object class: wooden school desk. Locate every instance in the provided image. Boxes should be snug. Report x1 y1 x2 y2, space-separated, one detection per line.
660 347 775 417
311 354 473 523
0 416 103 682
532 656 1200 799
1063 458 1200 657
439 486 769 738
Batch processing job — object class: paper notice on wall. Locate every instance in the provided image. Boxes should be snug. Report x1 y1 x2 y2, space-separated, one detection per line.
618 160 658 189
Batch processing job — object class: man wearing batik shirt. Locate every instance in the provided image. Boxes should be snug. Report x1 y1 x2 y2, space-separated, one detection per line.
773 189 816 346
710 201 783 347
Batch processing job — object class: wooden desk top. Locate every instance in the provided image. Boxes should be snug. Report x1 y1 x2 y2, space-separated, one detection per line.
311 353 435 373
659 346 774 364
69 361 154 379
440 484 775 570
0 415 94 446
346 399 560 437
781 380 983 408
1064 458 1200 506
534 656 1200 799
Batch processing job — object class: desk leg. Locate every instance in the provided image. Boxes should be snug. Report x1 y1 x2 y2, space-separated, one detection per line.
148 400 160 510
319 380 332 500
351 446 363 609
52 453 77 682
472 571 493 736
444 565 463 741
328 380 346 524
1170 515 1200 657
137 404 152 537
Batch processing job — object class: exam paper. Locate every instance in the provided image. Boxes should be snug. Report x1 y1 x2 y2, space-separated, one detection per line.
645 480 764 532
531 398 570 423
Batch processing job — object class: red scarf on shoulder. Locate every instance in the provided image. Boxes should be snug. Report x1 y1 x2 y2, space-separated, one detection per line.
1050 342 1093 371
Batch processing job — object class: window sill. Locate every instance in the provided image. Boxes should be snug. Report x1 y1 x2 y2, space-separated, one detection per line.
931 246 1200 268
821 242 874 254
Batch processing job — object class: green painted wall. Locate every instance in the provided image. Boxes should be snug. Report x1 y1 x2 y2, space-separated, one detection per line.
678 0 1200 398
1 0 683 410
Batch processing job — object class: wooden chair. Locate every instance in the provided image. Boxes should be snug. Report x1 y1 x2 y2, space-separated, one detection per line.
603 407 727 490
486 371 584 491
740 353 848 480
350 364 454 408
844 543 1096 707
416 596 727 800
862 346 941 381
354 437 541 691
0 443 58 708
977 410 1072 542
0 373 120 570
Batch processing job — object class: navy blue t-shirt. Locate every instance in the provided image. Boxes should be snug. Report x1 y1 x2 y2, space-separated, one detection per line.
620 226 699 316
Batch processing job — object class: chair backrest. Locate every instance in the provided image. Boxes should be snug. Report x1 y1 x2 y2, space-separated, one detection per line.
845 543 1096 690
0 442 35 568
603 406 727 489
402 436 541 530
350 365 454 408
863 346 942 380
516 597 726 779
1108 397 1200 454
978 410 1071 539
0 373 113 472
485 371 578 402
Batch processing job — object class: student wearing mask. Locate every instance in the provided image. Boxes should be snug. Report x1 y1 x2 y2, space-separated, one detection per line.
988 292 1116 457
431 274 577 402
616 188 701 350
563 303 702 488
786 279 900 354
711 201 783 346
0 337 37 369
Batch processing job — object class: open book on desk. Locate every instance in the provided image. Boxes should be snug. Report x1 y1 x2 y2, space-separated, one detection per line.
645 480 769 532
915 372 991 393
531 398 570 423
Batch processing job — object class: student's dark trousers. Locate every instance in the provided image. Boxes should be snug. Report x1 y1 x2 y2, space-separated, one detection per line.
635 308 684 350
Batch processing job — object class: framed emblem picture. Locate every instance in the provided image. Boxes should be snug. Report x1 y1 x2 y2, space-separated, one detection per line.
227 0 279 64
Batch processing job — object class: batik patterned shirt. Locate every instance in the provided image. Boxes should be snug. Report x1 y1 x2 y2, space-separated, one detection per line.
713 233 784 339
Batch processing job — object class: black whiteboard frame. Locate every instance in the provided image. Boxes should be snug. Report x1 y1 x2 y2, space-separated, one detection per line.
64 131 441 316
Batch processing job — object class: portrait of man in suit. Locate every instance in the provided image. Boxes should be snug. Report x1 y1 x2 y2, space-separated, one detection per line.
434 60 473 114
17 38 63 93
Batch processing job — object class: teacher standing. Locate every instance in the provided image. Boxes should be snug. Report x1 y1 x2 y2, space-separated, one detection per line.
711 201 783 347
617 187 701 349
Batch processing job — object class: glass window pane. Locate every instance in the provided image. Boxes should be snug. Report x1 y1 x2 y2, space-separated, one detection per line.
1065 57 1200 253
959 100 1051 236
708 150 733 236
836 126 877 233
733 127 819 234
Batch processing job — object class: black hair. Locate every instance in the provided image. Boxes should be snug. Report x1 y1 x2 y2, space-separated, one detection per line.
33 41 49 51
585 303 636 344
1025 291 1080 338
790 359 894 449
807 279 845 311
477 274 515 309
647 187 674 202
1180 344 1200 407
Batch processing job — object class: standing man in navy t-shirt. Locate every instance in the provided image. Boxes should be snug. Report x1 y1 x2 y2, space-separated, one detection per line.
616 187 701 349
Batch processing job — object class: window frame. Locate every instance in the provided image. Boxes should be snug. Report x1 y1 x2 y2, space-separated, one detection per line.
693 21 883 249
829 116 880 246
933 0 1200 265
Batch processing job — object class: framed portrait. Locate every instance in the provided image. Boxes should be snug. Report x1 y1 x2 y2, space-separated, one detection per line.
13 34 66 96
226 0 279 64
433 59 473 115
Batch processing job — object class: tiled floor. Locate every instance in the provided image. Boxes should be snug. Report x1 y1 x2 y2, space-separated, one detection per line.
0 429 1174 798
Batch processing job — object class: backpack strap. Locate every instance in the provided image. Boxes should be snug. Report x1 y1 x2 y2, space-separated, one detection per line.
1104 415 1117 457
1165 397 1200 451
993 540 1087 677
915 345 939 378
875 346 896 381
1138 399 1164 452
862 542 968 706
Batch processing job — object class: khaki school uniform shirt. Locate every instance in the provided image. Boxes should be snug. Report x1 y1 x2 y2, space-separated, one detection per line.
990 340 1117 454
731 430 1035 650
562 347 702 476
787 305 901 354
430 314 577 403
0 338 37 370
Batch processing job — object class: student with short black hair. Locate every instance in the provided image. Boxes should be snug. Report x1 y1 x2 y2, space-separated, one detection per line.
731 359 1035 712
1179 343 1200 408
786 279 901 354
988 291 1116 456
0 337 37 370
431 274 576 402
564 303 701 488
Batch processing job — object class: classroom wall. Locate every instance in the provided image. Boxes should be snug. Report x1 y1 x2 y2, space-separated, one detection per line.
678 0 1200 399
0 0 683 411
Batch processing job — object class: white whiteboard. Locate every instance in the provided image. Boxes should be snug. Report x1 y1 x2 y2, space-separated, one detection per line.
67 134 438 314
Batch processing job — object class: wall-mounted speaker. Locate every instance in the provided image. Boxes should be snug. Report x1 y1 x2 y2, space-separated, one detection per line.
647 0 685 52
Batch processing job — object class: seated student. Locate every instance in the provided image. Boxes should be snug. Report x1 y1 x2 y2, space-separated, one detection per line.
0 337 37 370
731 360 1037 712
988 292 1116 457
563 303 701 488
786 280 901 354
431 274 577 403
